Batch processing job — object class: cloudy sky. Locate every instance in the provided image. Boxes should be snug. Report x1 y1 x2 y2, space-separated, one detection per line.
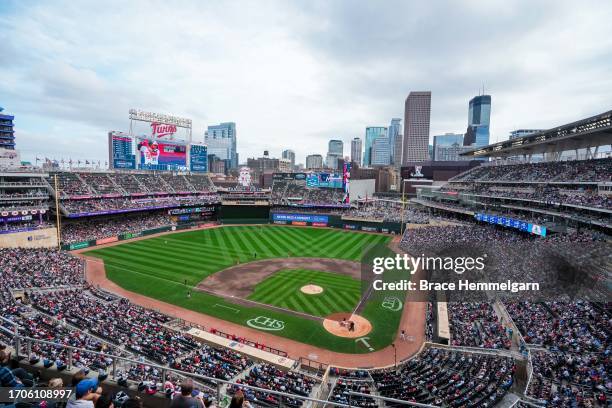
1 0 611 165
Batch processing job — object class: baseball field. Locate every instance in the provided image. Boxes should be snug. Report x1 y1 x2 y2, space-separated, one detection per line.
85 225 408 353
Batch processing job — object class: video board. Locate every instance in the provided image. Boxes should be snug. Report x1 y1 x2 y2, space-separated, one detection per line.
306 173 343 188
474 213 547 237
137 138 187 171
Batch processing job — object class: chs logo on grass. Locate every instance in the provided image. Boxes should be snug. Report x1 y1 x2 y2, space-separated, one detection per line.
246 316 285 331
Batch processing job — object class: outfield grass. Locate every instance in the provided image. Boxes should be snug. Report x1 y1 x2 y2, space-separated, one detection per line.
85 225 405 353
247 269 361 317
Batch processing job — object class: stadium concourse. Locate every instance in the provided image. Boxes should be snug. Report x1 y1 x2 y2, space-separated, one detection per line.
0 158 610 408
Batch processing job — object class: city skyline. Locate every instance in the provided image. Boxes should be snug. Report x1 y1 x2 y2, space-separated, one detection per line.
1 1 611 166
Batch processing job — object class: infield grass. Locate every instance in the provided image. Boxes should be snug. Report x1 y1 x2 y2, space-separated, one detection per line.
248 268 361 317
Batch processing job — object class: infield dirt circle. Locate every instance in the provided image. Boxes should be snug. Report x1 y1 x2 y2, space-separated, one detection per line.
323 313 372 338
300 284 324 295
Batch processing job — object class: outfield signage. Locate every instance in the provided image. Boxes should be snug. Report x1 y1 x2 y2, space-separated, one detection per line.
272 213 329 223
68 241 91 250
474 213 547 237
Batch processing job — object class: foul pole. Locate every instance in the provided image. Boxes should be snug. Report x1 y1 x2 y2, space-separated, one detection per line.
54 175 61 249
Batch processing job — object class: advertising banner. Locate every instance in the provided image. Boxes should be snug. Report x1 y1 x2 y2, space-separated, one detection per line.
68 241 91 250
96 236 119 245
272 213 329 223
474 213 547 237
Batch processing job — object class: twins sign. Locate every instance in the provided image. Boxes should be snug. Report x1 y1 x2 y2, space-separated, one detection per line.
150 122 177 138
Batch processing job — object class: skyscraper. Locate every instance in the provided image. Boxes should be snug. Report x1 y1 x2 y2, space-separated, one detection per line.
306 154 323 169
364 127 387 166
371 136 391 166
0 107 16 150
402 91 431 163
281 149 295 169
205 122 237 168
387 118 402 165
393 134 403 167
463 95 491 147
326 139 343 169
350 137 362 165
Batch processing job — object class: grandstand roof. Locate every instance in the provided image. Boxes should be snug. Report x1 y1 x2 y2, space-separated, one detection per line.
461 110 612 158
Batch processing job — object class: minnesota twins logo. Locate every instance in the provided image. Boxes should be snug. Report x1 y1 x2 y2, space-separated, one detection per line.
381 296 403 311
246 316 285 331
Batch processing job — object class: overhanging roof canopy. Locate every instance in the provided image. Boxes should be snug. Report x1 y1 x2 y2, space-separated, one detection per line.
461 110 612 158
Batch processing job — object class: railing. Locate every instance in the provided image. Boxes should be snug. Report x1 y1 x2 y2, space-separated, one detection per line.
0 319 437 408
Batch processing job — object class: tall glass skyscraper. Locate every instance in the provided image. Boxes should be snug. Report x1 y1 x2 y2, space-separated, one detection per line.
464 95 491 147
371 136 391 166
387 118 402 165
281 149 295 169
205 122 237 168
326 139 344 169
364 127 387 166
350 137 362 165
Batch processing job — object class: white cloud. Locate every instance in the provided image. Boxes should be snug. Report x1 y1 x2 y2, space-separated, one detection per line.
0 0 610 164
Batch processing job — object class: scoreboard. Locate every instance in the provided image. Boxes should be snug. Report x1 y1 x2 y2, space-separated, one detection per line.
190 144 208 172
109 133 136 169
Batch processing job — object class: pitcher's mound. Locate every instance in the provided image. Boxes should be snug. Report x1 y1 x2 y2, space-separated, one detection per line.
323 313 372 338
300 284 324 295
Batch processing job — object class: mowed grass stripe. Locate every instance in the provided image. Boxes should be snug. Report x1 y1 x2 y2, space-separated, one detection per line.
329 231 368 259
93 251 205 284
131 238 235 265
252 275 300 304
263 227 302 254
91 244 205 272
223 229 250 262
113 239 229 270
231 228 261 257
247 268 362 317
256 229 291 257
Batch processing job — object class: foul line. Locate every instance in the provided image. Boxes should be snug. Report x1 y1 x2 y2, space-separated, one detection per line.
213 304 240 314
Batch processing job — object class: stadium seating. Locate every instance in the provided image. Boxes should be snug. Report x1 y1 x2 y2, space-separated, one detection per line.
451 158 612 183
371 347 514 406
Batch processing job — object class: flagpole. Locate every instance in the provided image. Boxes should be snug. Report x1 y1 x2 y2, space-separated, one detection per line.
54 175 62 250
